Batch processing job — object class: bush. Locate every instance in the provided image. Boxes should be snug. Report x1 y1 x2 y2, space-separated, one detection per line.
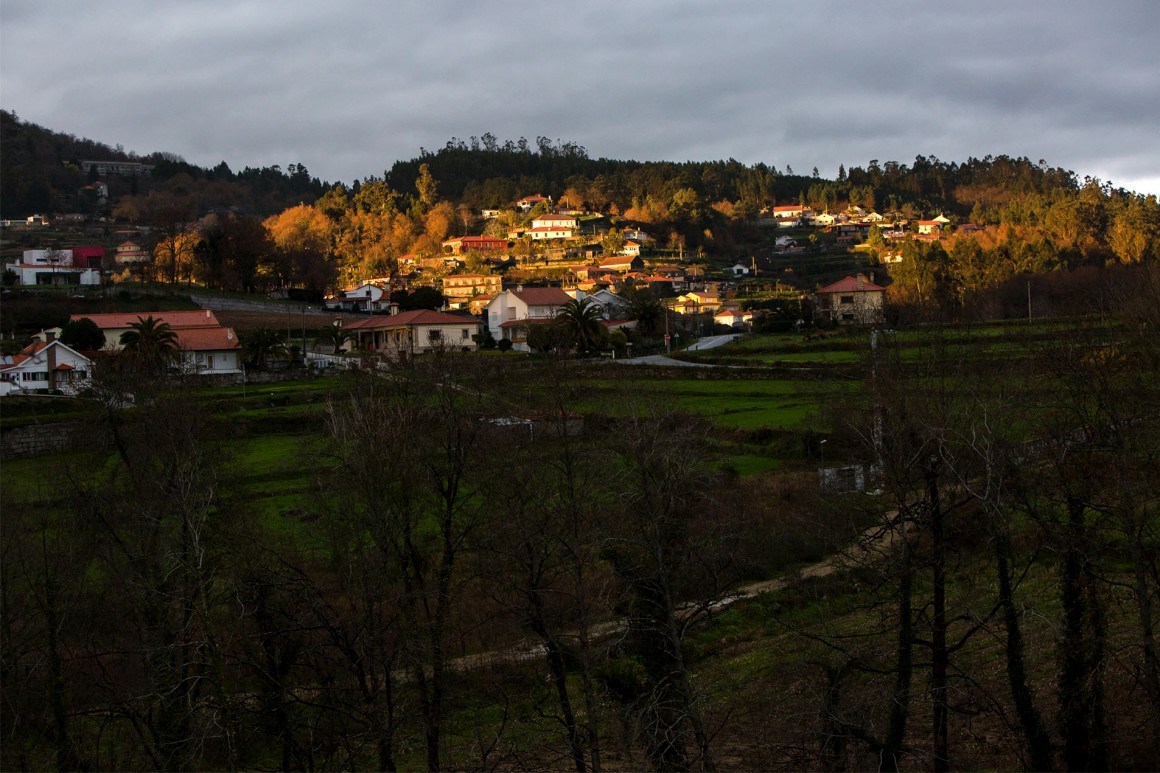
496 338 513 352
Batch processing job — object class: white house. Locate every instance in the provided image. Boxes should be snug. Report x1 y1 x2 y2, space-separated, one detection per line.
72 310 225 351
773 205 805 219
485 287 573 352
9 249 102 286
713 308 756 328
573 288 630 320
115 241 151 265
532 213 579 231
527 226 574 240
324 281 393 313
815 274 887 324
341 309 482 358
0 337 93 395
516 194 550 212
176 326 243 374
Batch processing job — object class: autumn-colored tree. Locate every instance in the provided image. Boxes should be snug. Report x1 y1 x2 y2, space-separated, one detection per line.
264 205 336 291
153 230 202 286
1108 196 1155 264
424 201 458 243
415 163 438 211
333 210 395 284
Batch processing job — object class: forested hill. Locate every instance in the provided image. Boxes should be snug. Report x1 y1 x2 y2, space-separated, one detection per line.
384 136 1091 222
0 110 328 218
4 111 1158 276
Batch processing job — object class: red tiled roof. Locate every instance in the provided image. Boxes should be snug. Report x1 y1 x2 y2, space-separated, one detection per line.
511 287 572 307
73 310 222 329
817 276 887 294
177 327 241 351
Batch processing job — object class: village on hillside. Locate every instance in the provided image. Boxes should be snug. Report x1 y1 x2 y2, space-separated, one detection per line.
2 184 945 393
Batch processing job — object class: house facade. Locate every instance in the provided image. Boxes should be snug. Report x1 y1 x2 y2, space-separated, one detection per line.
9 249 102 286
324 282 393 313
176 327 243 374
527 226 574 240
115 241 151 265
442 235 509 254
815 274 887 324
342 309 482 357
442 273 503 310
532 214 579 231
599 255 644 274
0 338 93 396
485 287 573 352
73 310 225 350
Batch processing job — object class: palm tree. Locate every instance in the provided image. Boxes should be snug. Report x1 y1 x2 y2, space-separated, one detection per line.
628 293 665 336
241 327 287 369
555 297 606 353
119 315 179 372
316 323 352 355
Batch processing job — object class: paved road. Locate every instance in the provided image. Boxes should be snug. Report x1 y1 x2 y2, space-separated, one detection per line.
618 332 739 366
684 333 741 351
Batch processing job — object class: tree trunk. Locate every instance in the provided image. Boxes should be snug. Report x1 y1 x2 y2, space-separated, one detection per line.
927 465 949 773
882 532 914 773
994 529 1053 771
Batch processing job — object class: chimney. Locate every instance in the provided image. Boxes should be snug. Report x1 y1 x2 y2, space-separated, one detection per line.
205 309 211 318
46 339 57 390
45 330 56 343
227 328 233 341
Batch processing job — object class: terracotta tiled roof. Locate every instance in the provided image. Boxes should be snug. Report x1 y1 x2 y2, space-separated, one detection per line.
177 327 241 351
511 287 572 307
817 276 887 294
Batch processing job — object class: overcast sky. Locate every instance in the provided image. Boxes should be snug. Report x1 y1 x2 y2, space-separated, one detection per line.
3 1 1159 195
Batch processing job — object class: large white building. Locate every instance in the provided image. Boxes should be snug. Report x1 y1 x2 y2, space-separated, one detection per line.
9 249 102 286
485 287 573 351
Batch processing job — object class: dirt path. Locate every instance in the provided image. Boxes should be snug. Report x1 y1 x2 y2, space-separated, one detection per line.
449 520 901 674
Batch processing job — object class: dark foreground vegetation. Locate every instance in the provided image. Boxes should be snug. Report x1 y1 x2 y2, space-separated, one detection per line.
3 266 1159 771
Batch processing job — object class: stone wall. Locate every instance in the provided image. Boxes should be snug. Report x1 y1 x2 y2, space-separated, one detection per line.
1 421 85 460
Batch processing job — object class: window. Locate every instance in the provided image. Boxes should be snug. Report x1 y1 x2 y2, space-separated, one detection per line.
461 328 470 340
427 329 442 342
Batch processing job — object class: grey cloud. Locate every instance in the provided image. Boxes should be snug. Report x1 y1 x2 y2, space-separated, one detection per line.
2 0 1159 193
